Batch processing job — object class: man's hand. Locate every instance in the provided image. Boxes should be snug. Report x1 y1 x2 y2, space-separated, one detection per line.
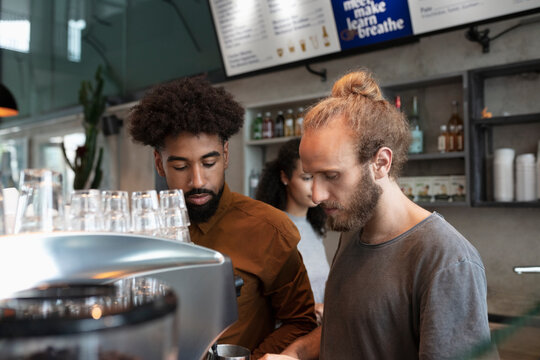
260 326 321 360
314 303 324 325
259 355 298 360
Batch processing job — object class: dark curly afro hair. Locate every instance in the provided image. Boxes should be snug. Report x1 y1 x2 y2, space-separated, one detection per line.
128 76 244 150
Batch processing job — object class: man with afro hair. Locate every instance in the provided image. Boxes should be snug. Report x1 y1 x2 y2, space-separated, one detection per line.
128 76 317 359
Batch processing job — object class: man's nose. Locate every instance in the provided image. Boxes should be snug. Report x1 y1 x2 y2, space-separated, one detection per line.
190 165 205 188
311 179 328 204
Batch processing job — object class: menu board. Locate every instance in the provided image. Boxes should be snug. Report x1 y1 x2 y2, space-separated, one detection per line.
408 0 540 34
209 0 540 77
209 0 341 77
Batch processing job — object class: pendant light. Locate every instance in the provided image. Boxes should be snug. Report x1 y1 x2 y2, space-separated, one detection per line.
0 83 19 117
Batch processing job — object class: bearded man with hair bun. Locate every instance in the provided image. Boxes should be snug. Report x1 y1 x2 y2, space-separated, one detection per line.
262 70 495 360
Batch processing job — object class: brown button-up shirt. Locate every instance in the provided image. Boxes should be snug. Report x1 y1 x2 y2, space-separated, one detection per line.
190 183 317 359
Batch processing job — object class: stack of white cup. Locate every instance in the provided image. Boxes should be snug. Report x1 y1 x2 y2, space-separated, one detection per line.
515 153 536 202
493 148 515 202
537 140 540 200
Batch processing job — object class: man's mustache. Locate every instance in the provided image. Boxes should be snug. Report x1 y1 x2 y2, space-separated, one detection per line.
320 201 345 210
185 188 215 197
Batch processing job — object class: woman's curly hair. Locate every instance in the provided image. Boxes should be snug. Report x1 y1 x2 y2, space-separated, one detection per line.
256 138 327 236
128 76 244 149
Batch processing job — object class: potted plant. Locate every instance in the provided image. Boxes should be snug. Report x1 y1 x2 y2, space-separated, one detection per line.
62 66 106 190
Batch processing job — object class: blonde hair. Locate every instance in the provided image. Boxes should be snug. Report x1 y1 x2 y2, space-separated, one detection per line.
304 70 410 178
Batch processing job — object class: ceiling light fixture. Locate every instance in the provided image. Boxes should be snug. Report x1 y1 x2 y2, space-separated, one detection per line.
0 83 19 117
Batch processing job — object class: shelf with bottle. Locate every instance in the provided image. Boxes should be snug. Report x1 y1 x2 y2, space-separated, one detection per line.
383 72 470 206
469 59 540 208
243 94 326 196
242 73 471 201
246 136 300 146
383 73 467 156
247 105 310 144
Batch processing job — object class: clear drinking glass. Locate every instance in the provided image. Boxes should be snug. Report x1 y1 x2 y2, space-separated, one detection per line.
102 190 130 233
14 169 64 233
131 190 160 236
159 189 191 243
67 189 102 231
0 182 6 235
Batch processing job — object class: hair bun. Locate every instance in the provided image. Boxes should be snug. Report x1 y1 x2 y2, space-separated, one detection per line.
331 71 383 101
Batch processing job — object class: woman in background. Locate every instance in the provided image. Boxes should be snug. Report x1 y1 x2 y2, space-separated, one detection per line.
256 138 329 324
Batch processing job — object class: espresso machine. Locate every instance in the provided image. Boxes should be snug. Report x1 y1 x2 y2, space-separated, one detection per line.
0 232 238 359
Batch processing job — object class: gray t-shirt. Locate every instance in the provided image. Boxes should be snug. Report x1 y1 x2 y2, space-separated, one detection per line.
321 213 493 360
287 213 330 303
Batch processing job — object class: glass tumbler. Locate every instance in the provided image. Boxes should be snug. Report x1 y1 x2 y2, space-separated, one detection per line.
159 189 191 243
102 190 130 233
0 182 6 235
131 190 160 236
14 169 64 233
67 189 102 231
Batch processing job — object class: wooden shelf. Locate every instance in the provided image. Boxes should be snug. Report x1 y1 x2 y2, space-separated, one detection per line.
472 113 540 126
408 152 466 161
472 200 540 208
417 201 468 207
246 136 300 146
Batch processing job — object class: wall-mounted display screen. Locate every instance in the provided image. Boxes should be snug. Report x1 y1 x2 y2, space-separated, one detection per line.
209 0 540 77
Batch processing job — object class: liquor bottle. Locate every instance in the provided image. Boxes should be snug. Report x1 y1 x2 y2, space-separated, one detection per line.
437 125 449 153
262 111 273 139
447 101 463 152
408 96 423 154
274 111 285 137
1 151 16 189
284 109 294 137
249 169 259 198
455 124 464 152
322 26 330 47
252 112 263 140
294 107 304 136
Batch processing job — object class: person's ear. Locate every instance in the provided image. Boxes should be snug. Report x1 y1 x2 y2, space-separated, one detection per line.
223 141 230 170
154 149 166 177
371 147 392 180
280 170 288 186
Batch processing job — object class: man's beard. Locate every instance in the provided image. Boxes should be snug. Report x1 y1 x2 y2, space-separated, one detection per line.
323 167 382 232
185 185 224 224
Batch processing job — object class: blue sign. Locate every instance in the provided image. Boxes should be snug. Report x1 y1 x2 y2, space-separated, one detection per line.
331 0 413 50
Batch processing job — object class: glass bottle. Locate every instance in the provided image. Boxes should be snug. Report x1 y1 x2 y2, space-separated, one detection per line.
252 112 263 140
394 95 401 111
437 125 449 153
447 101 463 152
262 111 273 139
249 169 259 198
408 96 423 154
455 124 464 152
294 107 304 136
274 111 285 137
1 151 17 189
284 109 294 137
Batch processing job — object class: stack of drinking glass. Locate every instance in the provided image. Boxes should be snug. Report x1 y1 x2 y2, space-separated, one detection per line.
0 168 191 243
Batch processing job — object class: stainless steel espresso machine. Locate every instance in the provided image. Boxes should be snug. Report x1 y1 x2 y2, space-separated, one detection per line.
0 232 238 360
